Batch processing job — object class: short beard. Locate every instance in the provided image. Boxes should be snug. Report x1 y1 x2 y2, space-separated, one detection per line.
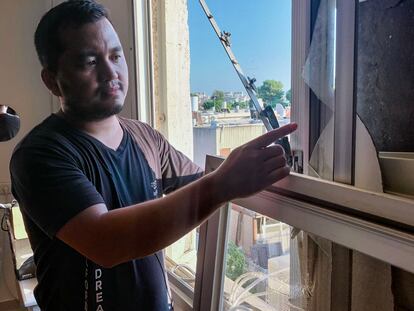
63 101 123 122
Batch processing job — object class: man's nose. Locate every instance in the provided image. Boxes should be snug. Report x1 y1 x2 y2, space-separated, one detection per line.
100 59 118 81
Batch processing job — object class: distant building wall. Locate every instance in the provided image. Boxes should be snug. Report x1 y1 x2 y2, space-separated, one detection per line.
193 123 267 169
193 127 218 169
216 124 266 151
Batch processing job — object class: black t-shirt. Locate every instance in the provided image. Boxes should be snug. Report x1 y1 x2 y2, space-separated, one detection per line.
10 114 202 310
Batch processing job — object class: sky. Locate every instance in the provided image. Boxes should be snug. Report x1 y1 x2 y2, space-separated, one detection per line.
188 0 292 96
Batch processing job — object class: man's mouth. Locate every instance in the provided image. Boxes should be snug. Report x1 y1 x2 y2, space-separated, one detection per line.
102 82 121 96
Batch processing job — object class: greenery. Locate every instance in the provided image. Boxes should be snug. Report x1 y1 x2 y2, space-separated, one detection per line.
226 241 247 281
213 99 249 111
257 80 285 108
212 90 225 101
286 88 292 105
202 90 226 111
202 100 215 111
234 100 249 110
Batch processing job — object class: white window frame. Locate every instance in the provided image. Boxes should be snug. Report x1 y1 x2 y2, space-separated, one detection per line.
195 156 414 310
193 1 414 310
133 0 155 125
193 0 312 308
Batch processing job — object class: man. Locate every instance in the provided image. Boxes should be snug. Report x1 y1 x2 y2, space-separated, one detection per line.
10 1 297 310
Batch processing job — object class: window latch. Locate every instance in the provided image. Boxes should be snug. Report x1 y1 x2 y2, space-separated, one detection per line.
292 149 303 174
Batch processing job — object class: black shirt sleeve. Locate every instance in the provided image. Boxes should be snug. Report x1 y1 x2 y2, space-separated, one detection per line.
10 145 105 238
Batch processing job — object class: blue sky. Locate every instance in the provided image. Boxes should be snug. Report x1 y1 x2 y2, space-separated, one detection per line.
188 0 292 96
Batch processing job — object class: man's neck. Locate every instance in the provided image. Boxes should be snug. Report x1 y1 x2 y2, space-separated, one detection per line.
57 110 124 150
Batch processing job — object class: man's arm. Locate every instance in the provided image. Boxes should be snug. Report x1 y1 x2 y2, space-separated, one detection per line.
57 123 297 268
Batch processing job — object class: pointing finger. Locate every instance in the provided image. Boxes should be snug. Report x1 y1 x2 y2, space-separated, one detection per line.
248 123 298 149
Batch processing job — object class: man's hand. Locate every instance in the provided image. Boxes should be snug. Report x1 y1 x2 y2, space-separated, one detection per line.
211 123 298 201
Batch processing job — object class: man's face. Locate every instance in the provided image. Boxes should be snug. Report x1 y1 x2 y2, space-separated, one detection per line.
52 18 128 121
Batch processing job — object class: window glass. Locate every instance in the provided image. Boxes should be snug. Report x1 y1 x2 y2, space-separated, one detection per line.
221 204 414 311
355 0 414 199
306 0 414 200
165 228 198 290
222 204 296 310
305 0 337 181
189 0 292 169
165 0 292 294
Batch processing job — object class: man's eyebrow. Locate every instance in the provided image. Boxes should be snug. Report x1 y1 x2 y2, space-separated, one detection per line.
75 50 97 59
110 46 123 53
74 46 123 59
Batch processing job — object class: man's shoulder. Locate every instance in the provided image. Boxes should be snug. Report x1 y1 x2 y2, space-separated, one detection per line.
118 117 163 141
118 117 154 131
12 114 78 164
14 115 63 149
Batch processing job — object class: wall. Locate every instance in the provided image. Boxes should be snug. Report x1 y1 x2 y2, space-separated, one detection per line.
0 1 52 307
193 127 218 168
151 0 194 159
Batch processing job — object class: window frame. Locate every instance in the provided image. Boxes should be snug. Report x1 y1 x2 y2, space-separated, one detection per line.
138 0 414 310
133 0 155 125
196 156 414 310
193 0 312 307
193 1 414 310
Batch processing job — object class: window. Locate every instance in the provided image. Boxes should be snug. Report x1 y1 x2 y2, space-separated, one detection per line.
147 0 414 310
197 155 414 310
221 205 294 310
190 0 292 169
156 0 294 306
192 1 414 310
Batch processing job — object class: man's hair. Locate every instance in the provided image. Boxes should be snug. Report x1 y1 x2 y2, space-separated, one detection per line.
34 0 109 72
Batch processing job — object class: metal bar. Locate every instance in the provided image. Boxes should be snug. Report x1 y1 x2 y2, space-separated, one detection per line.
333 0 356 185
291 0 311 174
199 0 292 161
193 156 231 311
234 190 414 275
207 156 414 235
198 0 268 127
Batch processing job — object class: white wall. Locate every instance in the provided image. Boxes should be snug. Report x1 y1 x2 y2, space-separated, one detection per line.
0 1 52 306
193 127 218 169
152 0 194 159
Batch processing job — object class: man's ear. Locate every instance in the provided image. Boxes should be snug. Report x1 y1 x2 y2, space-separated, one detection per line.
41 69 62 97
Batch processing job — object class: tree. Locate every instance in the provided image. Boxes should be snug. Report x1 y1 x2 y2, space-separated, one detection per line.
207 90 225 112
238 101 249 109
228 100 248 110
202 98 224 112
257 80 284 108
212 90 224 101
286 88 292 105
226 241 247 281
202 100 215 111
